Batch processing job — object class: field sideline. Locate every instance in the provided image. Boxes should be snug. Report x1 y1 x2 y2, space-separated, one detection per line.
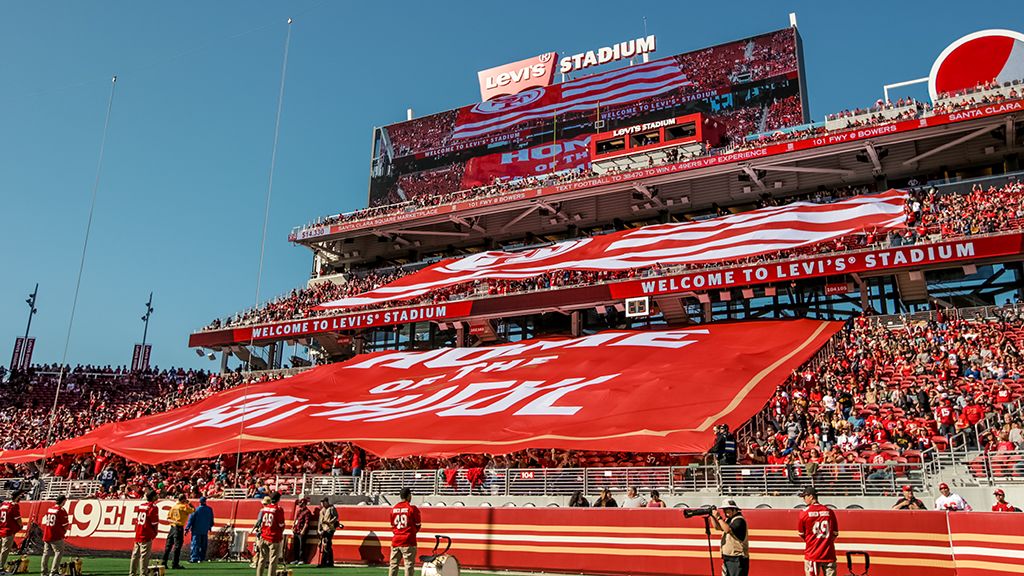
13 557 391 575
9 557 602 576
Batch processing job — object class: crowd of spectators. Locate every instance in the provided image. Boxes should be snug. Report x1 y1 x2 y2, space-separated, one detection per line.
673 29 798 92
739 305 1024 483
205 270 406 330
764 95 803 129
385 109 458 158
0 365 272 453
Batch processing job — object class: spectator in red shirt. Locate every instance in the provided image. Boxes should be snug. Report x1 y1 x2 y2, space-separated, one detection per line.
256 492 286 576
797 487 839 576
352 446 366 483
937 400 957 437
289 497 313 565
129 490 160 576
992 489 1021 512
389 488 422 576
0 491 24 570
41 495 71 576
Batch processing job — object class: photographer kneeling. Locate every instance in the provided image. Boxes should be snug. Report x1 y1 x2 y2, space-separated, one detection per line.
710 499 749 576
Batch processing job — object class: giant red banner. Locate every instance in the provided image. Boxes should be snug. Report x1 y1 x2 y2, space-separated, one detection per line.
13 322 841 464
306 98 1024 239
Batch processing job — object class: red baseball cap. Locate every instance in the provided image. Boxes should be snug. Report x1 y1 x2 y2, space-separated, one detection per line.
901 485 914 491
939 482 950 490
994 488 1005 496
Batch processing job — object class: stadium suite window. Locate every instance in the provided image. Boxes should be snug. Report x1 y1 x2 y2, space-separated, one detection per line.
597 138 626 154
666 122 697 141
631 131 660 147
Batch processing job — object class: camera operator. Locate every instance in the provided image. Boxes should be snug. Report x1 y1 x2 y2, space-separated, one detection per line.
709 499 749 576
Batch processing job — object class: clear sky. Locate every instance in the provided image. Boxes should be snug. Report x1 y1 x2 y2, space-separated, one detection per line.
2 0 1021 371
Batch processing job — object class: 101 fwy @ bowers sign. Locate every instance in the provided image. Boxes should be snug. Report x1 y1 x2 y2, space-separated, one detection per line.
40 321 840 463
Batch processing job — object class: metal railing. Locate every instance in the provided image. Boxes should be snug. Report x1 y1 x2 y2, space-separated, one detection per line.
39 479 101 500
303 474 360 496
718 463 928 497
362 462 933 498
970 451 1024 484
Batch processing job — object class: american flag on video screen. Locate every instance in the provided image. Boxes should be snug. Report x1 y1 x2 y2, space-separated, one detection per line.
317 191 909 310
452 59 692 141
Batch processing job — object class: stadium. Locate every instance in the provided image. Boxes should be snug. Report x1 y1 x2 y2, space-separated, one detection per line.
4 6 1024 576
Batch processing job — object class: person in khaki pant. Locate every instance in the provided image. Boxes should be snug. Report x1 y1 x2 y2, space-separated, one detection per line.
388 488 421 576
255 492 286 576
129 490 160 576
41 495 72 576
249 496 272 568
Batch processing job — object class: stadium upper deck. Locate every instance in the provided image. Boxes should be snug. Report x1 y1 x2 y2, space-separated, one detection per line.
192 26 1024 368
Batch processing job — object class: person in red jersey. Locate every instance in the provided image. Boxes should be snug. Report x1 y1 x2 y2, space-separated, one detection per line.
389 488 421 576
992 489 1021 512
129 490 160 576
256 492 286 576
0 491 24 571
797 487 839 576
41 495 71 576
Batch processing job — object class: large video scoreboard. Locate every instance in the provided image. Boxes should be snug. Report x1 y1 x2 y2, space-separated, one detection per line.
368 27 808 207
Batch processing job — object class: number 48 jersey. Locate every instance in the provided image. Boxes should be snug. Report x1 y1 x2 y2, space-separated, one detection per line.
390 502 421 547
797 503 839 562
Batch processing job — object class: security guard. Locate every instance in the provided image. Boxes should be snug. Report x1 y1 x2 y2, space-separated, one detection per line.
710 498 749 576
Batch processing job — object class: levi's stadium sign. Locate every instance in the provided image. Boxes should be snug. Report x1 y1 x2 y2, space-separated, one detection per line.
477 35 656 101
478 53 558 102
559 35 657 74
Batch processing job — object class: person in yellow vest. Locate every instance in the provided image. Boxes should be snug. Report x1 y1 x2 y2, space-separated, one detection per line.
710 498 749 576
162 494 195 569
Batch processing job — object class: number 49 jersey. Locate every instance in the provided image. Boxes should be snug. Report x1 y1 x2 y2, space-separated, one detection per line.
390 502 421 547
797 503 839 562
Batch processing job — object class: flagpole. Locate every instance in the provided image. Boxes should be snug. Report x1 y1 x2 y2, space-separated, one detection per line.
235 16 293 485
43 75 118 456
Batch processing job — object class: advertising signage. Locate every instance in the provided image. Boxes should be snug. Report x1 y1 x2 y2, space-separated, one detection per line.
370 27 807 208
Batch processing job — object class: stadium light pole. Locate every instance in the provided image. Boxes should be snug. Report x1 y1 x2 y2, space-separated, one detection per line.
140 292 154 347
23 283 39 351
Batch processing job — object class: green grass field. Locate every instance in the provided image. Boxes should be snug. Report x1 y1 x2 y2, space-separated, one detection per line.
14 557 393 575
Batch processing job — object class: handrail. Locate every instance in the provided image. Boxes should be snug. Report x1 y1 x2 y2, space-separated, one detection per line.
362 462 931 498
970 451 1024 485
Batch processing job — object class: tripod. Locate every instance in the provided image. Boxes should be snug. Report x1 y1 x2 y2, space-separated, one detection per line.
700 516 716 576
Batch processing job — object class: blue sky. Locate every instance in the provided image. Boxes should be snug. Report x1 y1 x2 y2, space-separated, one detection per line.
2 0 1022 371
